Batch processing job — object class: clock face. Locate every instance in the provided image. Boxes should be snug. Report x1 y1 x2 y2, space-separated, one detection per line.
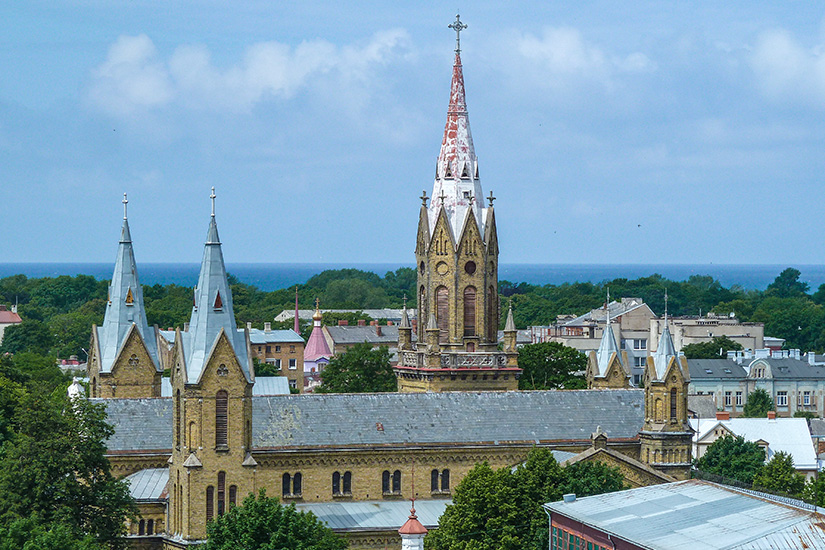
436 262 449 275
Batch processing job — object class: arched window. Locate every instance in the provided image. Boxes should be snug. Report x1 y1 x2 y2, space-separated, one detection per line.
188 421 197 449
293 473 302 496
655 398 663 423
436 286 449 342
138 519 145 536
206 486 214 523
392 470 401 494
441 469 450 492
463 287 476 337
147 519 154 535
332 472 341 495
92 377 97 397
431 469 439 492
175 390 181 448
343 471 352 495
487 286 497 341
217 471 226 516
419 286 427 340
216 390 228 447
229 485 237 507
670 388 678 420
282 473 291 497
382 470 390 494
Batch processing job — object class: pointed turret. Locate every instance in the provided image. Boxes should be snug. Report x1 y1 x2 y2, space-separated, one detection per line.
95 194 159 375
429 14 485 239
304 298 331 362
653 292 677 381
595 305 622 378
180 188 251 383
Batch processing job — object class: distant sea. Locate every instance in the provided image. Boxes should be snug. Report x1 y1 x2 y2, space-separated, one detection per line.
0 263 823 292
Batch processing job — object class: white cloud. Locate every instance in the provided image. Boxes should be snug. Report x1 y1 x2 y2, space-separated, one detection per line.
89 30 410 115
749 28 825 106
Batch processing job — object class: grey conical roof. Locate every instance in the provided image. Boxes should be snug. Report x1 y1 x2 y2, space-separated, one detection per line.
504 303 516 332
180 212 250 383
653 323 677 380
596 323 622 377
97 216 159 373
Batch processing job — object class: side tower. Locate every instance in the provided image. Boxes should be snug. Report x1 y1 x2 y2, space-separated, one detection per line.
87 194 161 398
395 15 520 392
639 297 692 479
586 297 631 389
168 189 256 541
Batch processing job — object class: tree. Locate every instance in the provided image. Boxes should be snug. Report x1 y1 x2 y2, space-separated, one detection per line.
766 268 809 298
425 448 625 550
0 320 53 355
518 342 587 390
0 393 135 548
695 435 765 485
205 490 346 550
752 451 805 497
317 343 396 393
802 474 825 506
742 388 774 418
681 336 743 359
793 410 817 419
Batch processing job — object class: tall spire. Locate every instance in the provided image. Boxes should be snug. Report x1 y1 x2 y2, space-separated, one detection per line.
182 188 250 382
97 194 159 374
596 288 621 376
430 14 484 238
400 294 411 328
654 289 676 379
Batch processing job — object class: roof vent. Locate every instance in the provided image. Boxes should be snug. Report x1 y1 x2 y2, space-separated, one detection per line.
563 493 576 503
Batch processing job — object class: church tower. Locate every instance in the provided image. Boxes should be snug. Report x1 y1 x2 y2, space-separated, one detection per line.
87 194 161 398
586 294 631 389
639 295 692 479
168 189 256 541
395 15 520 392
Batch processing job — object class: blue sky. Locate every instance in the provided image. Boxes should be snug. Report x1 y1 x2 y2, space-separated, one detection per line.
2 2 825 265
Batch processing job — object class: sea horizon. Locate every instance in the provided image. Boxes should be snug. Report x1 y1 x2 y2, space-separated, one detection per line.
0 262 821 293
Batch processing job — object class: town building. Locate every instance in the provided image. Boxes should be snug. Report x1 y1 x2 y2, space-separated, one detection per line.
275 308 415 325
303 301 333 391
544 479 825 550
0 303 22 344
246 324 304 391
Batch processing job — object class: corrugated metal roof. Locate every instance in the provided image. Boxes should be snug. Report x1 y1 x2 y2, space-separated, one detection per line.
295 499 448 531
247 328 303 344
160 376 289 397
544 480 825 550
252 390 644 448
125 468 168 501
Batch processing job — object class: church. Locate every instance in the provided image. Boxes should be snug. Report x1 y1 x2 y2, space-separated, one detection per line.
85 17 692 550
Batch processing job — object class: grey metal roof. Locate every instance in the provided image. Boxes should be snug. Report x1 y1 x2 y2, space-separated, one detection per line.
751 357 825 379
544 479 825 550
295 499 447 531
95 398 172 452
251 390 644 449
275 309 416 323
687 394 717 419
96 217 159 374
180 213 250 383
325 325 400 345
125 468 168 501
160 376 288 397
688 359 748 379
810 418 825 437
247 328 303 344
564 299 651 326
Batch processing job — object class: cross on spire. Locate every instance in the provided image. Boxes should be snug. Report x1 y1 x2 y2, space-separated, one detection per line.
210 187 216 217
605 287 611 325
487 190 496 207
122 193 128 220
315 297 320 310
439 189 447 206
448 13 468 54
420 190 429 207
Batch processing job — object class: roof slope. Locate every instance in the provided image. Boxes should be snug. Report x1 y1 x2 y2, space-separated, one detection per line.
125 468 168 501
296 500 447 532
94 398 172 452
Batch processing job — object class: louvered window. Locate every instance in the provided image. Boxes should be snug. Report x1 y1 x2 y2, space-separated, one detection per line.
436 286 449 343
216 391 228 447
229 485 237 507
670 388 677 420
217 472 226 516
463 287 476 337
206 486 214 523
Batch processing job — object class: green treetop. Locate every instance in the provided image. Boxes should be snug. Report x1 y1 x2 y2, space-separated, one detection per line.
316 343 397 393
695 435 765 485
517 342 587 390
742 388 775 418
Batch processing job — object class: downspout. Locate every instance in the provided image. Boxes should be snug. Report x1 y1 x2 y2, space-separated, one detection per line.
608 534 617 550
543 507 552 550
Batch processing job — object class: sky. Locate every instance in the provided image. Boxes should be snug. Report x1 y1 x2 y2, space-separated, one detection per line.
2 2 825 265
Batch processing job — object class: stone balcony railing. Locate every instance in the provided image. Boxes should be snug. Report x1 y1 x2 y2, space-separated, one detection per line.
399 350 509 368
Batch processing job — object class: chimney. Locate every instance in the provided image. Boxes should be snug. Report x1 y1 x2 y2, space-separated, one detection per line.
562 494 576 503
767 411 776 420
246 322 252 330
358 319 366 326
387 321 393 326
716 411 730 420
264 322 271 333
338 320 348 326
0 305 6 311
376 324 382 337
184 322 190 332
370 320 376 326
810 353 816 365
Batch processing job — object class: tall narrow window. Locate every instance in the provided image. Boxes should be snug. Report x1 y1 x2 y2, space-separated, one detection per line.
206 486 214 523
343 471 352 494
463 286 476 337
332 472 341 495
217 471 226 516
282 473 291 497
382 470 390 493
670 388 677 420
419 286 427 340
487 286 497 341
229 485 237 507
175 390 181 448
147 519 154 535
431 469 439 492
293 473 302 496
436 286 449 342
392 470 401 493
138 519 145 536
216 390 228 447
441 469 450 492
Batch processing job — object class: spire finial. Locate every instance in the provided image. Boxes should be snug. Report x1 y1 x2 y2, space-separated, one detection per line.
315 297 320 310
122 193 128 220
448 13 467 54
420 190 429 207
403 293 408 310
439 189 447 206
605 287 611 326
487 190 496 207
664 288 668 323
210 187 216 217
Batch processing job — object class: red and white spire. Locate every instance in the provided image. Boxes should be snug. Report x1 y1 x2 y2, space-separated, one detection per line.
430 14 485 238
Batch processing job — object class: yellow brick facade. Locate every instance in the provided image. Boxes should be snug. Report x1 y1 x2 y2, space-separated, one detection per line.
89 324 162 398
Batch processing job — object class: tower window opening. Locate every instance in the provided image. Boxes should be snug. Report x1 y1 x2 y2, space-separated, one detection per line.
464 286 477 337
206 486 214 523
670 388 678 420
217 471 226 516
215 390 228 448
436 286 449 343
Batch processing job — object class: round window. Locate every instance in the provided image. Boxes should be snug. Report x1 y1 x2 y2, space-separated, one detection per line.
465 261 476 275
